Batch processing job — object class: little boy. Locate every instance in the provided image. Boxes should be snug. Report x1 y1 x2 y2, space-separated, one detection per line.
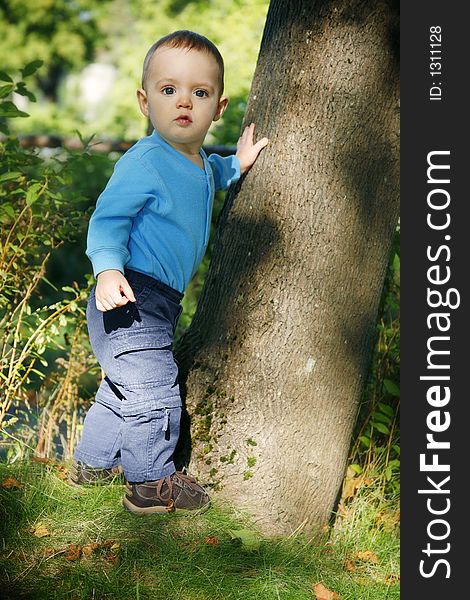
70 30 268 514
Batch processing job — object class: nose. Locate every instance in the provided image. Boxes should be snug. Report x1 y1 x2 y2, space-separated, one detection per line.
176 92 192 109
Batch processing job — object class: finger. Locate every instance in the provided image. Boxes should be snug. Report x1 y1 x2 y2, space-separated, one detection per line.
120 279 137 302
96 298 112 312
114 294 129 307
108 291 124 306
244 123 253 137
102 296 117 311
254 137 269 150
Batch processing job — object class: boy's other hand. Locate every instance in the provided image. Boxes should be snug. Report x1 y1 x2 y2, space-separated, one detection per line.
236 123 269 175
95 270 137 312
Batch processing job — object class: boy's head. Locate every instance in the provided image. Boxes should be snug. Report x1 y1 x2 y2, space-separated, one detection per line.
141 30 225 96
137 30 229 153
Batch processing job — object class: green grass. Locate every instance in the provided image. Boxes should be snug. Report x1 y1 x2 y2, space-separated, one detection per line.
0 461 399 599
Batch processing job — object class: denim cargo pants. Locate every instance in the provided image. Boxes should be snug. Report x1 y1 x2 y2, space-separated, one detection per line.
74 268 184 482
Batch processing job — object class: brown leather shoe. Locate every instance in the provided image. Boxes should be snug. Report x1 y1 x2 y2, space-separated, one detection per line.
123 471 211 515
68 460 124 486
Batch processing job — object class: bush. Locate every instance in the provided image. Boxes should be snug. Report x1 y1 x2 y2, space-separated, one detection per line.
0 64 98 459
348 226 400 497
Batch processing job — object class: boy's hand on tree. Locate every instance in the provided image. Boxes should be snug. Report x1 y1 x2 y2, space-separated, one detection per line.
95 269 136 312
236 123 269 175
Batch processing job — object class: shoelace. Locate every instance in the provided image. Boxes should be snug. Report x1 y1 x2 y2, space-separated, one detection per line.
155 471 198 503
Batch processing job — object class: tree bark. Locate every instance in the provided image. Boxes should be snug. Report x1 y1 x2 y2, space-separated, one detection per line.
175 0 399 536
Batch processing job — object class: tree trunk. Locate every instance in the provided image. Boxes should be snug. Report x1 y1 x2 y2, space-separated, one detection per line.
175 0 399 536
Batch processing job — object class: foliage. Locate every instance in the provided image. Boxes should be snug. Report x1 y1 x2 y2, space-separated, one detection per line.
0 67 96 447
348 226 400 495
0 60 40 131
0 0 111 99
7 0 269 141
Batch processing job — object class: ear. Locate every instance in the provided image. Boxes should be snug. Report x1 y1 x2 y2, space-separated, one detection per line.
136 88 149 117
213 95 229 122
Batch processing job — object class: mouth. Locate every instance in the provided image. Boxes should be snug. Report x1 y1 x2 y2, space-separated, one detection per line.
175 115 192 126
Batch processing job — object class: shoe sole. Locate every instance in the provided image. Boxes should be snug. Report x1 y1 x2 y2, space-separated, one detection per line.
68 464 124 488
122 495 211 516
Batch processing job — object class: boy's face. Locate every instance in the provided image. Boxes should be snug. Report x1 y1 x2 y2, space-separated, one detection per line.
136 45 228 155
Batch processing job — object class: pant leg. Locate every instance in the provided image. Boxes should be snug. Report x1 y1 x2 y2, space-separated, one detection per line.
74 377 122 468
122 406 182 482
75 276 184 482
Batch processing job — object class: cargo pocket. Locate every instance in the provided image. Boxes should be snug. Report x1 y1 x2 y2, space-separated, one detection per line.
110 326 177 388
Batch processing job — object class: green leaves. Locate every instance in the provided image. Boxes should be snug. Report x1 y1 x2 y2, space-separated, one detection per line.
0 171 22 183
15 82 36 102
372 422 390 436
26 182 43 206
1 203 16 219
0 71 13 83
383 379 400 397
21 60 43 78
0 64 99 449
0 65 40 135
0 83 14 98
385 459 400 482
0 101 29 118
349 463 363 475
348 225 400 495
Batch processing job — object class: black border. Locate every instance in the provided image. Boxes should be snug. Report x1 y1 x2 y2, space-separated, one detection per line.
401 1 468 595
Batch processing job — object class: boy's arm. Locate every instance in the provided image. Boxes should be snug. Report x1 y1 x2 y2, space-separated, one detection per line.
86 155 158 277
87 154 162 312
207 124 269 191
207 153 241 191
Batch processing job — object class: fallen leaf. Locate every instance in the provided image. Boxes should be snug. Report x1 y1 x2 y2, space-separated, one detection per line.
385 573 400 585
65 544 81 561
204 536 219 545
375 510 400 531
31 522 50 538
105 553 120 565
82 542 100 557
99 540 121 564
54 466 68 480
342 468 363 502
1 477 23 490
356 550 379 564
313 582 341 600
41 547 59 557
344 559 356 572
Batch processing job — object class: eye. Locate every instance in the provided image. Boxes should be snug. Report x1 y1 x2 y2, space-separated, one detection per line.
162 86 175 95
195 89 209 98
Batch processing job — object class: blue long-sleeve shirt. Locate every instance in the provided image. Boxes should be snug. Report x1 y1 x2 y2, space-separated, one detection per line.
86 129 240 293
